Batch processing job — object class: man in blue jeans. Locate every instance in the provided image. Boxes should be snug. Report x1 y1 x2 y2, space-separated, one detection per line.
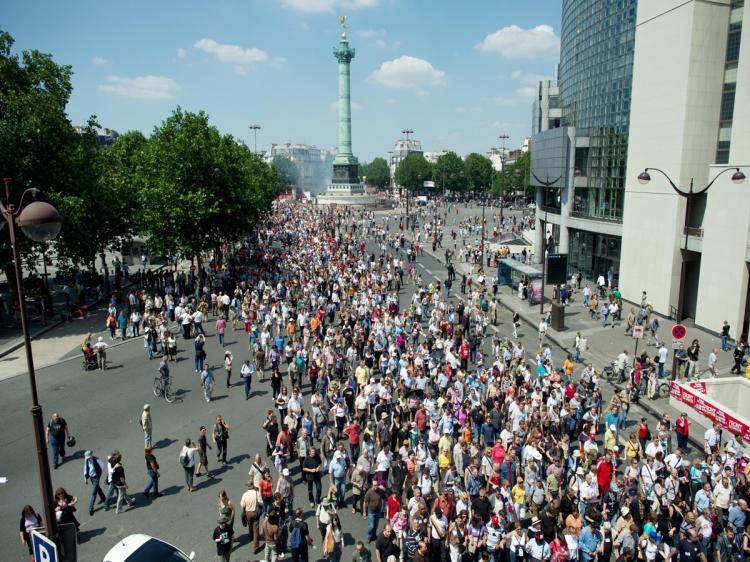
328 445 348 508
363 482 384 542
46 412 70 469
83 450 106 516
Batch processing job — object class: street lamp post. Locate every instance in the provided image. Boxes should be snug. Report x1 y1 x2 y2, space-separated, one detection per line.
401 128 413 230
498 134 509 224
0 178 63 542
480 200 486 268
531 172 562 314
249 124 261 154
637 166 745 377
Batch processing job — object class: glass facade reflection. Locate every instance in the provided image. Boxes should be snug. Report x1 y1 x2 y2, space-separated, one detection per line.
568 228 621 285
560 0 636 221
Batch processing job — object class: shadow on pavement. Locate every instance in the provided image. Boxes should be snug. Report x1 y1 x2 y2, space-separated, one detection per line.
154 437 177 449
77 526 106 543
159 485 182 497
228 453 250 464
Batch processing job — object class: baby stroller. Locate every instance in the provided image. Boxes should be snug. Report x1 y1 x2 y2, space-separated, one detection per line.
82 350 97 371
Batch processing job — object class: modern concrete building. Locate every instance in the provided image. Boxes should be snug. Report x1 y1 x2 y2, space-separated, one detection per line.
530 0 637 285
619 0 750 336
531 80 561 136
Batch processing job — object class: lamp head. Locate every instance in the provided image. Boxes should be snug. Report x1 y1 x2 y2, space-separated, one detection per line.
17 201 62 242
731 169 746 184
637 170 651 185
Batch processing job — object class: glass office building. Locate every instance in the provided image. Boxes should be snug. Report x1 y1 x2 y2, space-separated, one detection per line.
530 0 637 284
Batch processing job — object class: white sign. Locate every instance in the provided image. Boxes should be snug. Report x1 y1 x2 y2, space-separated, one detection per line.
632 326 644 339
32 530 57 562
672 339 684 350
423 181 435 188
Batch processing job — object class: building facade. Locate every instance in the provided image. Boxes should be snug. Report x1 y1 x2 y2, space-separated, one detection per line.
266 143 333 195
530 0 637 285
619 0 750 336
388 138 423 183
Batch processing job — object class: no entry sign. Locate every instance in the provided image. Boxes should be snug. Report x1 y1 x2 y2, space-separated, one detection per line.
672 324 687 340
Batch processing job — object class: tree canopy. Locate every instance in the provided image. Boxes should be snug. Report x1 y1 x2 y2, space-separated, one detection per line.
272 155 299 193
434 151 467 193
492 151 530 198
361 157 390 189
0 29 278 281
394 153 433 193
463 153 494 195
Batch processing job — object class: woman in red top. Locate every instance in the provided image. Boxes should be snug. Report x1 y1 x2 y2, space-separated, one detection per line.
259 470 273 516
675 412 690 450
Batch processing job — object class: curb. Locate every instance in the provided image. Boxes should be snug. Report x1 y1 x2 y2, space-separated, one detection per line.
0 264 168 361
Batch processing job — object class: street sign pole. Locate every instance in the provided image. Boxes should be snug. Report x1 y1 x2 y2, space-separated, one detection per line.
32 530 58 562
632 325 644 359
670 324 688 380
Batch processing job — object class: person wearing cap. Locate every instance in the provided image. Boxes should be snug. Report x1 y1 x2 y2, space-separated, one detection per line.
578 519 602 562
82 450 106 516
140 405 152 449
93 336 108 370
639 531 662 562
212 514 235 562
275 467 294 514
524 526 550 562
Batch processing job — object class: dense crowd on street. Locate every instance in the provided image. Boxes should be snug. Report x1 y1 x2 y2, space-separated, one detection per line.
26 201 750 562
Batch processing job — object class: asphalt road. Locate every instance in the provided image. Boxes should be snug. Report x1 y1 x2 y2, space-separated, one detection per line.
0 207 658 562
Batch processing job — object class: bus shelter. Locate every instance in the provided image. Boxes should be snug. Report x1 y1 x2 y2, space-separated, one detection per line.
497 259 543 305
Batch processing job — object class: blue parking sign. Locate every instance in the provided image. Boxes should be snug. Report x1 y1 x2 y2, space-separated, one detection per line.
32 530 58 562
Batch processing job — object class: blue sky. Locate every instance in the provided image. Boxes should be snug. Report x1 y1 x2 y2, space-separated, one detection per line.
4 0 561 161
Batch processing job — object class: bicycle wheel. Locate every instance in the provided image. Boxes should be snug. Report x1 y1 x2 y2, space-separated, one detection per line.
164 384 175 403
153 379 161 397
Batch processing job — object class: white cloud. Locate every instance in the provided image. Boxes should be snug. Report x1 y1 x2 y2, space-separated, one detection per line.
299 22 311 31
491 121 526 129
516 86 537 98
456 105 466 114
194 38 268 64
375 39 387 48
98 75 180 100
92 56 107 65
368 56 446 90
511 70 522 80
476 24 560 60
279 0 380 13
329 100 362 111
356 29 385 39
176 48 188 59
385 98 397 105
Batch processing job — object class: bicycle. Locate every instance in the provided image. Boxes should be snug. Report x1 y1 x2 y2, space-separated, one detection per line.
153 376 175 403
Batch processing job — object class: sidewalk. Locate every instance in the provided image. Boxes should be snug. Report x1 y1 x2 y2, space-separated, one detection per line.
403 225 720 452
0 263 171 381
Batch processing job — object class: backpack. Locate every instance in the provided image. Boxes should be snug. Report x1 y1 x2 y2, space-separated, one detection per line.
180 452 190 467
733 531 746 561
289 522 303 549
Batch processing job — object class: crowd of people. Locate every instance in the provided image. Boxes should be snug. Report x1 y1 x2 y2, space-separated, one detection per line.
29 201 750 562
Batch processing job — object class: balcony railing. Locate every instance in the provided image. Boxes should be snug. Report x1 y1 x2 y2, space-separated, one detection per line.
539 204 561 214
684 226 704 238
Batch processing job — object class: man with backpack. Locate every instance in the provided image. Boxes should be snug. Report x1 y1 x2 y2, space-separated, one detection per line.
288 507 312 562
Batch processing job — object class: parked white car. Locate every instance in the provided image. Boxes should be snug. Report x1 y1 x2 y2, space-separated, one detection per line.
103 534 194 562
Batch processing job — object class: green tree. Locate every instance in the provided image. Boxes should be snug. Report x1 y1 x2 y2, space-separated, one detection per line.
272 155 299 193
0 30 107 293
463 153 494 195
491 151 530 198
434 151 467 193
394 153 432 194
134 108 276 280
361 157 390 189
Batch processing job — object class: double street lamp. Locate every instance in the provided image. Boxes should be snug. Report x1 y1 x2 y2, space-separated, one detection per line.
248 124 261 154
1 178 63 541
637 166 745 322
401 129 414 229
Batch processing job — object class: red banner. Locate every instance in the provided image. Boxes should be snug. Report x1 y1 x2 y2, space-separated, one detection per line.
670 382 750 442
